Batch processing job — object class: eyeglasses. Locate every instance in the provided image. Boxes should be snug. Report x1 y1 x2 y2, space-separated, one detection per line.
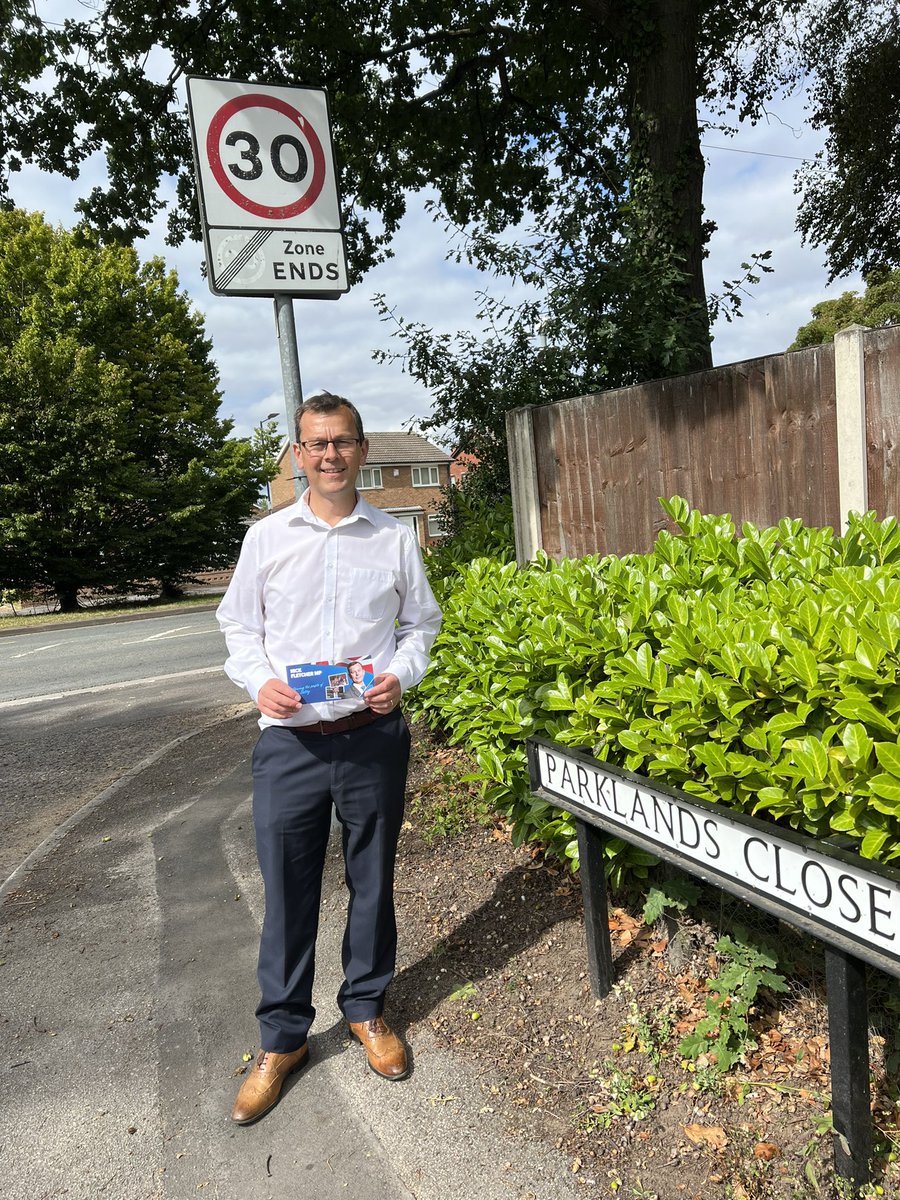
299 437 362 456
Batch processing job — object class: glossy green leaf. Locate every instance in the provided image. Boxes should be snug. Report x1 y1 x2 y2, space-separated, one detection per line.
868 773 900 806
842 723 873 767
874 741 900 778
834 698 896 736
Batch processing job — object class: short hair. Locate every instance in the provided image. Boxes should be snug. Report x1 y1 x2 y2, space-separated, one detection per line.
295 391 365 442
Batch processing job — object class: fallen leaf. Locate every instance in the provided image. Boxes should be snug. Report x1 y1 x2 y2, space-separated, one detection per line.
683 1124 728 1149
608 909 641 931
754 1142 780 1160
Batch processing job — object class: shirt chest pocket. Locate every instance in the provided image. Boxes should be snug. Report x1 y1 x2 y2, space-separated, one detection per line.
344 567 397 623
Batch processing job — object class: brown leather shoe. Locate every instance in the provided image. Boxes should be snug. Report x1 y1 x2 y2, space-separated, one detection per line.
230 1045 309 1124
347 1016 408 1080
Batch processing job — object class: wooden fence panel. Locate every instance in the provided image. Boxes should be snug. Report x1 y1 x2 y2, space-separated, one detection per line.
532 403 563 560
525 341 851 561
761 344 838 529
865 327 900 518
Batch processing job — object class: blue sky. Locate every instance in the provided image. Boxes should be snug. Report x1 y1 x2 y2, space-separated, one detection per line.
15 51 861 447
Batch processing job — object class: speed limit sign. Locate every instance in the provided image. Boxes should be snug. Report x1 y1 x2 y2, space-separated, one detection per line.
186 76 348 298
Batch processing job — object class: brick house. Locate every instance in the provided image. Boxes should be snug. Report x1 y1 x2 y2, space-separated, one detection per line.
268 430 451 547
449 449 479 487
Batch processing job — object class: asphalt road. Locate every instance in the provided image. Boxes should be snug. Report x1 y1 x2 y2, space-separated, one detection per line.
0 607 244 888
0 608 227 703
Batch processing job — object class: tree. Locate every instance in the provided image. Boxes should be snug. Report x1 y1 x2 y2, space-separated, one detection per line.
796 1 900 279
0 210 266 610
2 0 813 375
789 267 900 349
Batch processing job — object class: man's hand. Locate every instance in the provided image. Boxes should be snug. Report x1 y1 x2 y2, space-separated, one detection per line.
365 672 402 716
257 677 303 720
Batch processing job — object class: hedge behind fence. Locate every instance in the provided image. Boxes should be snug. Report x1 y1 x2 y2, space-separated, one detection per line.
411 499 900 883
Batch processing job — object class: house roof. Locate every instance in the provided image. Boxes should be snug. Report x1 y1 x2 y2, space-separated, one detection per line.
364 431 451 465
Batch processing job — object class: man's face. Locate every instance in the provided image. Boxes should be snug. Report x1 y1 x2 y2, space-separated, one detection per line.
349 662 364 681
293 406 368 508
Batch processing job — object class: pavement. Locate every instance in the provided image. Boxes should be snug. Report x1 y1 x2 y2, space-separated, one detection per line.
0 709 583 1200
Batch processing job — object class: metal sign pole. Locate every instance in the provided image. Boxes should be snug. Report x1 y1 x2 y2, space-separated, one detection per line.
274 295 304 499
575 819 614 998
825 945 873 1187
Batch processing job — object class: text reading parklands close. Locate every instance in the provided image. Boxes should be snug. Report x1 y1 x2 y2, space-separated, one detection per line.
534 741 899 963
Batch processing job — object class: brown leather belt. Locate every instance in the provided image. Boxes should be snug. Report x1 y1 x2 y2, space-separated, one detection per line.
292 708 387 736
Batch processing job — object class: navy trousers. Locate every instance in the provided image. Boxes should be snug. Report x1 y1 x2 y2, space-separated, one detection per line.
250 710 410 1052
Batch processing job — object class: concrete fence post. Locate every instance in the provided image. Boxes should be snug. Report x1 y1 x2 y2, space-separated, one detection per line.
506 405 543 565
833 324 869 527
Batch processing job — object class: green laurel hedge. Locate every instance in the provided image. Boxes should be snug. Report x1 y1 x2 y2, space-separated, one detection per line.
411 498 900 882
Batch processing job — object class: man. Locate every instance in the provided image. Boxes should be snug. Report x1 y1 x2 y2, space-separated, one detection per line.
217 392 441 1124
347 659 375 698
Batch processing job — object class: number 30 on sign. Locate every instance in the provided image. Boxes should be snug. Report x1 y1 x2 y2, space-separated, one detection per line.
186 76 348 297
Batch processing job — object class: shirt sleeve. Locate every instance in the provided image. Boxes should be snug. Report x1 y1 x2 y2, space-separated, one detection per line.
386 529 443 693
215 527 275 703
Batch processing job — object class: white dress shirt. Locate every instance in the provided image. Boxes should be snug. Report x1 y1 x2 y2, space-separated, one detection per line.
216 492 442 728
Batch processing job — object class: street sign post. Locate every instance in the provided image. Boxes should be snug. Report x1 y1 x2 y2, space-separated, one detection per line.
186 76 348 299
186 77 351 499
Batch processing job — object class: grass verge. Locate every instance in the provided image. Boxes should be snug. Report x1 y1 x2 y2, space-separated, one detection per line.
0 592 223 631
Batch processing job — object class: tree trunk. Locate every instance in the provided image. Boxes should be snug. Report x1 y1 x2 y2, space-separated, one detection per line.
55 583 80 612
627 0 713 372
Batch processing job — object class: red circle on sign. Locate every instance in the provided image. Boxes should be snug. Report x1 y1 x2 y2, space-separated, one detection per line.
207 94 327 220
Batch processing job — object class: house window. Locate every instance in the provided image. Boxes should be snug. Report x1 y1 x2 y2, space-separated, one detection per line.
412 465 440 487
358 466 383 489
427 514 446 539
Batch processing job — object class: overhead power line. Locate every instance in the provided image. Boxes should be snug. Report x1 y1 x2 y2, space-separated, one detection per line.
701 143 808 162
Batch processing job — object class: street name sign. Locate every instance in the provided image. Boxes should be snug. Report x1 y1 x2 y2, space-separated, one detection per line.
186 76 348 298
528 737 900 979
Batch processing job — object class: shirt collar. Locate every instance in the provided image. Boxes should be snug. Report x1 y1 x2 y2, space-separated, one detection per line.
289 490 378 529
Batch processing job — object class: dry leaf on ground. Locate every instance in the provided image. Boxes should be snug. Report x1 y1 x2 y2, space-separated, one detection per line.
754 1142 780 1160
683 1124 728 1149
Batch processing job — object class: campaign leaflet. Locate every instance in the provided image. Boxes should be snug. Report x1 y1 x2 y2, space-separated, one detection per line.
286 658 376 703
